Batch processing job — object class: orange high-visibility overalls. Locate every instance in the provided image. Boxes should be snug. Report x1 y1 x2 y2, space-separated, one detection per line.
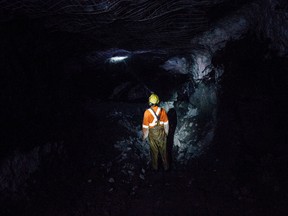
143 106 169 170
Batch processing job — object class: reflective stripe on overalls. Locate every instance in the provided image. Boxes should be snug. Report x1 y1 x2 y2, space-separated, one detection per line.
148 108 168 170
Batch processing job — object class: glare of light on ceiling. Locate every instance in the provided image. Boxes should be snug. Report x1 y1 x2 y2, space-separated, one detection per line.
109 56 128 63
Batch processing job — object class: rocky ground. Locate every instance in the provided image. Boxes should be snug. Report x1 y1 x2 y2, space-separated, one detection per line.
1 99 288 216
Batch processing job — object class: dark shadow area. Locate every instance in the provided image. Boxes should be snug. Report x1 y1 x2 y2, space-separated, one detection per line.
210 32 288 215
167 108 177 169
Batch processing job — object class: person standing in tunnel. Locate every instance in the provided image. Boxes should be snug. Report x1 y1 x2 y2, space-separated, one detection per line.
142 93 169 171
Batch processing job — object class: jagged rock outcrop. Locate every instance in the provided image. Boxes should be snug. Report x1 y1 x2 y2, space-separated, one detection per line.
158 0 288 161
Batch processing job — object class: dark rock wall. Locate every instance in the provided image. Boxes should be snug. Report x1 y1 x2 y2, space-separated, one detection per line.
0 18 84 197
1 18 84 155
212 33 288 204
251 0 288 56
0 142 65 199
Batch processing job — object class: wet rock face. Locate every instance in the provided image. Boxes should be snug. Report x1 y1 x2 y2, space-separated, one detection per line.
159 82 218 163
159 51 222 162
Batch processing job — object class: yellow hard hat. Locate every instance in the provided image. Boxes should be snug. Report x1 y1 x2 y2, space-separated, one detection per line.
149 93 159 105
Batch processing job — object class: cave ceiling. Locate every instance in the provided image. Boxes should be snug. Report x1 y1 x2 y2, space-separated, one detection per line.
0 0 251 51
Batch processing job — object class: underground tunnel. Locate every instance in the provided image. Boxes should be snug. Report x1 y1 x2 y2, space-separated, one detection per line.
1 0 288 215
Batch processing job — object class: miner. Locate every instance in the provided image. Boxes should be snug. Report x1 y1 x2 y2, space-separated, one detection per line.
142 93 169 171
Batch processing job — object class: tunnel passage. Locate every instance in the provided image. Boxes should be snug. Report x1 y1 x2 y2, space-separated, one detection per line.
2 30 288 215
82 48 221 165
1 1 288 215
